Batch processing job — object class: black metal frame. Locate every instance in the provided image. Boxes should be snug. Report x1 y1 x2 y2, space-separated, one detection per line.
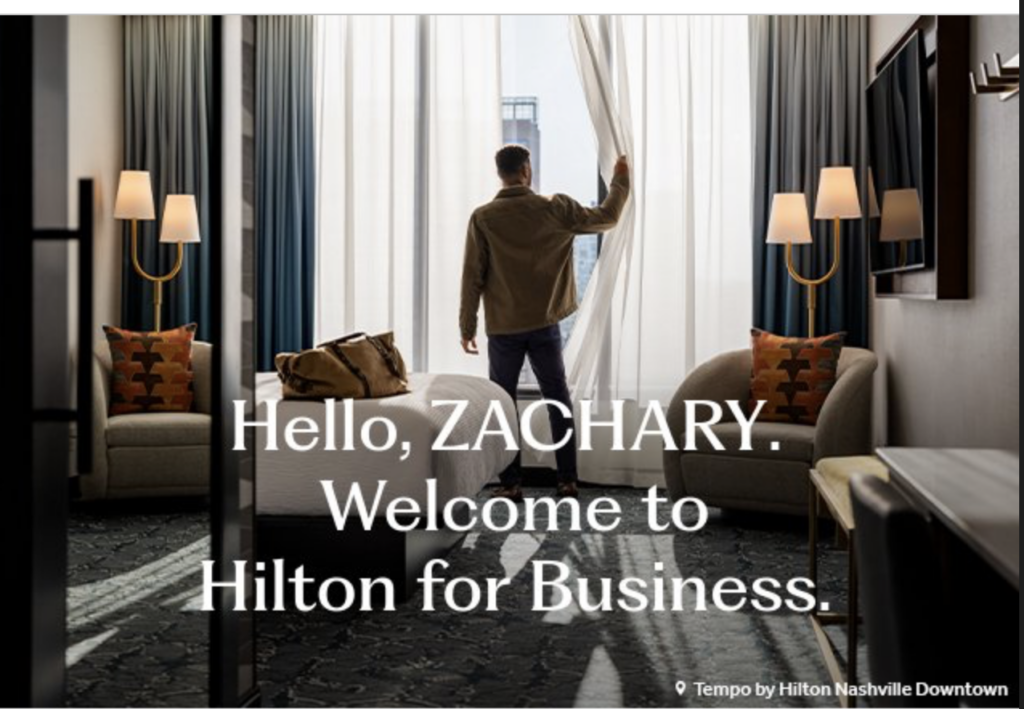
1 18 40 708
1 17 96 708
35 184 95 476
3 15 264 707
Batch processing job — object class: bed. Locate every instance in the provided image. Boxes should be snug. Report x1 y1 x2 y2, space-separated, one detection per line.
254 372 516 600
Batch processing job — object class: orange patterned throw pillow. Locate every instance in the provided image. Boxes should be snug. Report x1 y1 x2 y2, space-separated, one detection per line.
103 324 197 416
749 329 845 426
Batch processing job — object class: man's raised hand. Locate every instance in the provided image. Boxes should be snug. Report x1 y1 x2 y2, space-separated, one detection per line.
614 155 630 178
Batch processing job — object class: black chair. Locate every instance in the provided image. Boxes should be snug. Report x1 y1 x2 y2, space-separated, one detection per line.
850 475 949 708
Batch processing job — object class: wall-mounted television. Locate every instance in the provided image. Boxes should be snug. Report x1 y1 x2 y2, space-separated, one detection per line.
867 31 932 276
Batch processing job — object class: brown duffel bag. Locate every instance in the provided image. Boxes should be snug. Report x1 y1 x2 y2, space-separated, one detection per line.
275 331 410 400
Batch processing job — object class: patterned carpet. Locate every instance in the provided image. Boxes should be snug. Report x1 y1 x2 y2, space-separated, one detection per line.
68 490 858 708
68 502 211 707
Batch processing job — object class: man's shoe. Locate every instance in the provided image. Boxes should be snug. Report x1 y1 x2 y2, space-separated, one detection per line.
492 485 525 504
556 482 579 499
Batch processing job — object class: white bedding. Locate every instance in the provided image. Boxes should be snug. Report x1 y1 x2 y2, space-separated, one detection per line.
255 372 517 516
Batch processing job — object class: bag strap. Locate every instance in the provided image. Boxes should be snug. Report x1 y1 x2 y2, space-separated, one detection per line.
364 335 406 382
324 342 373 399
276 357 312 395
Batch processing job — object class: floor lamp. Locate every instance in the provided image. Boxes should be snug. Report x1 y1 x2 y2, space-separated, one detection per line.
766 168 862 338
152 195 202 332
114 171 201 331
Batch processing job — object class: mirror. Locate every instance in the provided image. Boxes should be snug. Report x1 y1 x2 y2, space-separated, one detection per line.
867 30 931 275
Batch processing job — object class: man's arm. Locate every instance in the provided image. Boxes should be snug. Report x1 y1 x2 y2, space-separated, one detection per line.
553 156 631 234
459 213 489 354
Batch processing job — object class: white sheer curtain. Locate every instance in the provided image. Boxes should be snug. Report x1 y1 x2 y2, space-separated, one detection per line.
313 15 752 487
562 16 753 486
425 17 503 376
314 16 416 350
314 16 500 377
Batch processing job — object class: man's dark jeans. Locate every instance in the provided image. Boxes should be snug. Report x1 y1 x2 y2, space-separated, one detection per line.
488 324 577 487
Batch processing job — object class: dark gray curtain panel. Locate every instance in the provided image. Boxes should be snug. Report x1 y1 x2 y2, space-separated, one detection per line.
255 17 316 371
751 16 870 346
122 16 213 338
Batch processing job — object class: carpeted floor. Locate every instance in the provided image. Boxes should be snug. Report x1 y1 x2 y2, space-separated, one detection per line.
67 503 211 708
67 489 860 708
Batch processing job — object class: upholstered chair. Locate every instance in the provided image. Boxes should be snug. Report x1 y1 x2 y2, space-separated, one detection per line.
663 348 878 515
82 342 212 500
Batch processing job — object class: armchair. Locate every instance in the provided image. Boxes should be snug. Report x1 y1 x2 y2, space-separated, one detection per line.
82 341 213 500
663 348 877 515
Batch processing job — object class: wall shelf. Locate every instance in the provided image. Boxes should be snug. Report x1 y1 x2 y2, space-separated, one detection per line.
971 52 1019 100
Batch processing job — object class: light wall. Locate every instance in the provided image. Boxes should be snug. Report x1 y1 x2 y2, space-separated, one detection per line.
870 15 1020 452
68 16 123 345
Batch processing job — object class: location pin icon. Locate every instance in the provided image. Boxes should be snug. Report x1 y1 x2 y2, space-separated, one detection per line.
676 681 688 696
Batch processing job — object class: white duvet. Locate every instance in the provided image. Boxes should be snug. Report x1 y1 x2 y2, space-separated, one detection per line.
255 372 517 516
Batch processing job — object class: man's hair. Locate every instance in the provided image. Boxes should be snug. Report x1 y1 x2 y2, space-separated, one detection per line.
495 144 531 178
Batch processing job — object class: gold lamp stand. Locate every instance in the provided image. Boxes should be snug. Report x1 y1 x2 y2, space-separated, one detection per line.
129 219 183 333
786 217 841 340
116 172 201 333
767 169 862 339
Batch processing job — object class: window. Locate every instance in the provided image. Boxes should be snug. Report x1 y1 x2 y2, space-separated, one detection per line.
500 16 601 388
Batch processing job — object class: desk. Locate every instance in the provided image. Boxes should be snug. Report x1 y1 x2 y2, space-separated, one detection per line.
876 448 1019 590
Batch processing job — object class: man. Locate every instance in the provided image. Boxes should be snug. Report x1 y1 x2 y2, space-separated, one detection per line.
460 144 631 502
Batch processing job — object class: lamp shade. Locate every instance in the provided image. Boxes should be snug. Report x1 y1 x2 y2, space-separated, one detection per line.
880 189 924 243
766 194 813 245
160 195 201 244
113 171 155 221
815 167 863 221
